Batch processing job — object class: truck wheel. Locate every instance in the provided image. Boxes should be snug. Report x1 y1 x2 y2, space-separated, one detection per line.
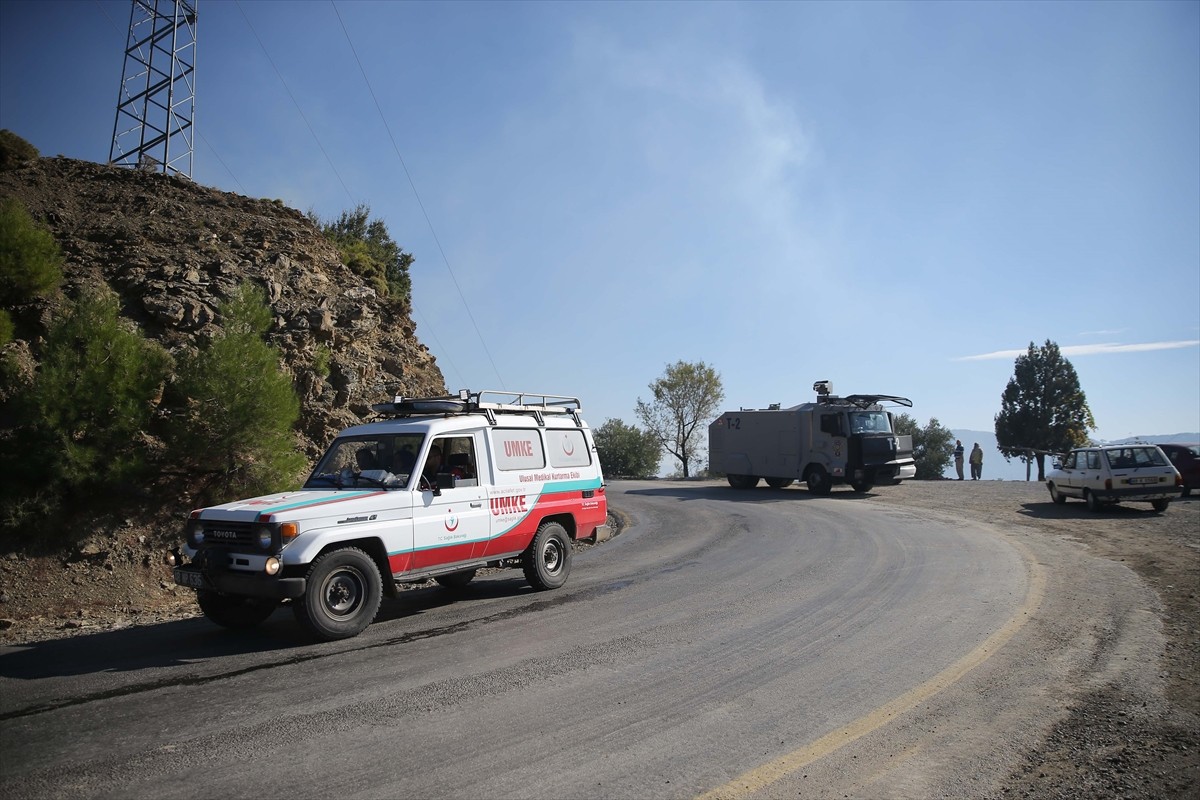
1151 499 1170 513
805 466 832 495
727 474 759 489
523 521 572 590
435 569 477 589
1047 482 1067 504
196 590 278 630
765 477 794 489
294 547 383 641
1084 490 1103 513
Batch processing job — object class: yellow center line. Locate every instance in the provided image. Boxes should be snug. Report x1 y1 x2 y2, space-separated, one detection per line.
698 536 1047 800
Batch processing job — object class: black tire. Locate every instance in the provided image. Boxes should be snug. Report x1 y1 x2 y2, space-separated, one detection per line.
196 590 278 630
1084 490 1103 513
1048 482 1067 504
1183 487 1192 498
293 547 383 641
765 477 794 489
849 480 873 493
522 521 572 590
805 466 832 495
727 474 760 490
1151 498 1170 513
435 569 477 589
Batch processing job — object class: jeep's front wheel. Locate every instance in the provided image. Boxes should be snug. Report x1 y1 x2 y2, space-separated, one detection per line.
294 547 383 640
197 590 278 630
523 521 572 590
1048 482 1067 504
1151 498 1170 513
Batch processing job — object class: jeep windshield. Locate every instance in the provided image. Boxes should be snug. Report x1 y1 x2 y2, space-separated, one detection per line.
305 433 425 489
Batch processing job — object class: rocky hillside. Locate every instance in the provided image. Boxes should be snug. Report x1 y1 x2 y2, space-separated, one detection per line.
1 155 447 460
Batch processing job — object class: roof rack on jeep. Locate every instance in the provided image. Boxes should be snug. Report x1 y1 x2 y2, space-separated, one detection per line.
370 389 584 426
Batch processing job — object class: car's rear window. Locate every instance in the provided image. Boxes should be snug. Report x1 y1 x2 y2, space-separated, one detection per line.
1103 447 1168 470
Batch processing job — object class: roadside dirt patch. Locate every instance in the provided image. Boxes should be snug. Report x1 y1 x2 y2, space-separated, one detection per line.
867 479 1199 800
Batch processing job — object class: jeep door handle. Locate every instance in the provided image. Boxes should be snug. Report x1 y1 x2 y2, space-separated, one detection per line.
470 501 483 508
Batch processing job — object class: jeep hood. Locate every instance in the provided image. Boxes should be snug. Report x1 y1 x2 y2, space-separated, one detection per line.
195 489 389 523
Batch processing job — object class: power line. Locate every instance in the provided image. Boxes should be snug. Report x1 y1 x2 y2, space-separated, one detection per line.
329 0 505 390
234 0 356 207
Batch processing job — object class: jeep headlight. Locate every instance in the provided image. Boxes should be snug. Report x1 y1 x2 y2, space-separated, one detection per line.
254 525 274 550
186 520 205 548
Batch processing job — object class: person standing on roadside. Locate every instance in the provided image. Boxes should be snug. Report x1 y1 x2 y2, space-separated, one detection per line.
970 442 983 480
954 440 965 480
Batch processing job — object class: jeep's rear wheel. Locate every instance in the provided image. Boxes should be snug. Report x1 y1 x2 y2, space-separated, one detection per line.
805 466 832 495
435 569 477 589
196 590 278 630
294 547 383 640
1151 498 1170 513
1048 482 1067 504
1085 490 1103 513
523 521 572 590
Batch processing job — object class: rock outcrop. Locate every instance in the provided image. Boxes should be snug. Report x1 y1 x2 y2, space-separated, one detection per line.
0 156 447 459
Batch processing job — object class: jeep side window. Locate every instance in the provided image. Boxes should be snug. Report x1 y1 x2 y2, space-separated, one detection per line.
1087 451 1102 469
1063 452 1077 469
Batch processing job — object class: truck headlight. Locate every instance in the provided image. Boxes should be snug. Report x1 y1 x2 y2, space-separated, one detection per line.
187 521 205 548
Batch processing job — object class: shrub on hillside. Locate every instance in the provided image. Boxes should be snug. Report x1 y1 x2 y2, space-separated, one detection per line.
314 204 413 308
0 197 63 306
0 130 39 171
165 282 306 505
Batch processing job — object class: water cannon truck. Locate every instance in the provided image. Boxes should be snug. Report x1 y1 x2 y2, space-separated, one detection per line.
708 380 916 494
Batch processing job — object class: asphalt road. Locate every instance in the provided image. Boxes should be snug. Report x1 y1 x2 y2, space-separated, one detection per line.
0 481 1159 799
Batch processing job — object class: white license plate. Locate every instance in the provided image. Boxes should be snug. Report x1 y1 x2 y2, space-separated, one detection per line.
174 568 205 588
1128 476 1157 485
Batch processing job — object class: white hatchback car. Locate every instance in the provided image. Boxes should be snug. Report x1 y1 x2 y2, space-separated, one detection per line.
1046 445 1183 513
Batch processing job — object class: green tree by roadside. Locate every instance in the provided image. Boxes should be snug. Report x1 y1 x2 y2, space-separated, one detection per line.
635 360 724 479
0 287 172 540
994 340 1095 480
166 283 306 505
594 418 662 478
893 413 954 480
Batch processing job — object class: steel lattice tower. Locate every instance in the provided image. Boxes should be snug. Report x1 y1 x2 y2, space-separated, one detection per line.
108 0 198 177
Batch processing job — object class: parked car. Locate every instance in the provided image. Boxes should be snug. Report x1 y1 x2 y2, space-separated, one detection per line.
1157 443 1200 497
1045 444 1182 513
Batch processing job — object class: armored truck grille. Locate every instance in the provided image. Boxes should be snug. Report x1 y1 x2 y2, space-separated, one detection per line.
200 521 256 548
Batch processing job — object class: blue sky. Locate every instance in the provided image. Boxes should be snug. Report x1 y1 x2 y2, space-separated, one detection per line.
2 0 1198 451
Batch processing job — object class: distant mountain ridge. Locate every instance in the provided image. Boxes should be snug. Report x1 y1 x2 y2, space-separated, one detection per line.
947 430 1200 482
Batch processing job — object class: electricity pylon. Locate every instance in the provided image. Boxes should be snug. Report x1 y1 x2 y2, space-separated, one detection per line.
108 0 198 178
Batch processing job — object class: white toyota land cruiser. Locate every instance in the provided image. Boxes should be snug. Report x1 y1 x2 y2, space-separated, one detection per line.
1045 444 1182 513
171 390 610 640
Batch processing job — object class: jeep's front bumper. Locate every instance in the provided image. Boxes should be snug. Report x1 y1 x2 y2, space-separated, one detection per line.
173 559 306 600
